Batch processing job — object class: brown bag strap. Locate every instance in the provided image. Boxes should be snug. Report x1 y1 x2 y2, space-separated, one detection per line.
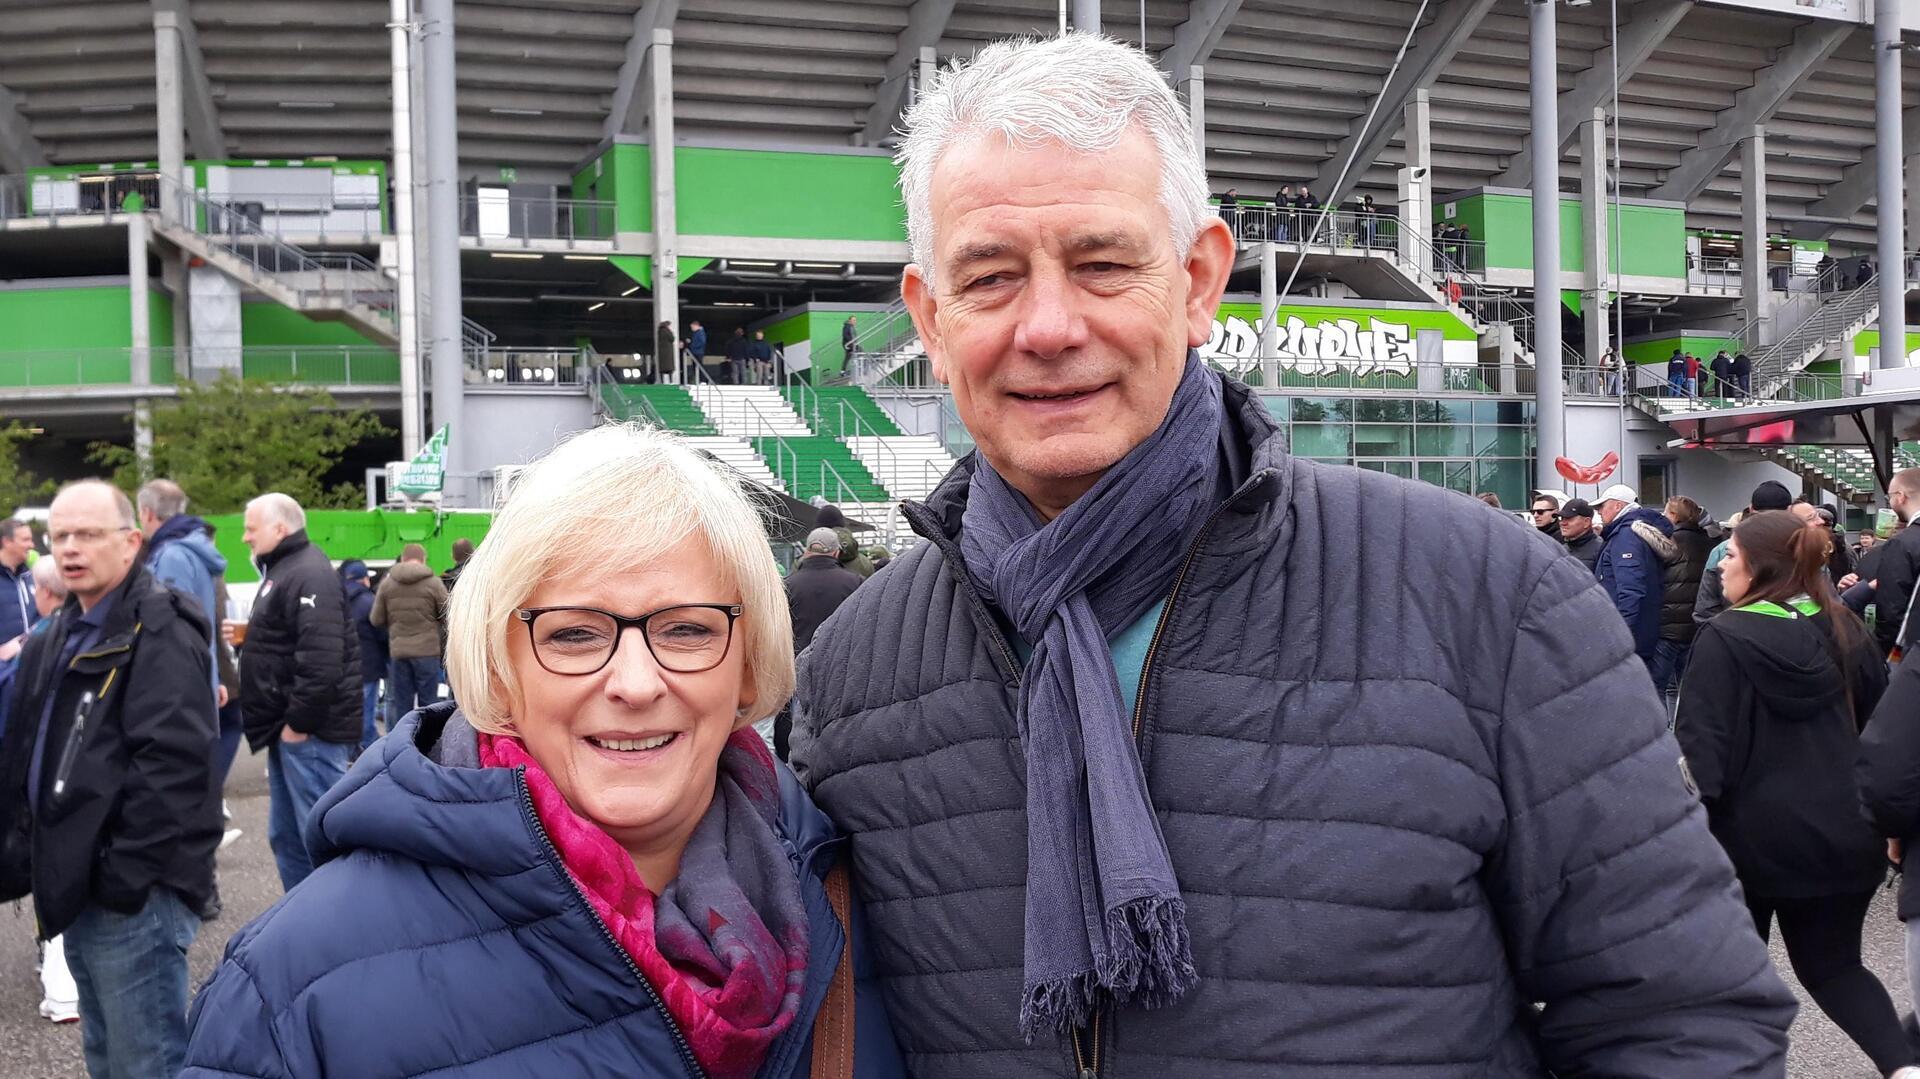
809 860 857 1079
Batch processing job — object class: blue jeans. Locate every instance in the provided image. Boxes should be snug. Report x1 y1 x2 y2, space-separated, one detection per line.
267 736 353 891
63 887 199 1079
360 679 383 749
389 656 442 725
1668 373 1686 397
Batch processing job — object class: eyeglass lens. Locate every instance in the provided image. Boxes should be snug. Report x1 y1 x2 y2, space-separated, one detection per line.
529 605 734 674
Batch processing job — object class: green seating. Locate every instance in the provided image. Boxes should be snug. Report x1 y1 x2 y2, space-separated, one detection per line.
785 385 902 437
601 384 716 434
752 436 891 502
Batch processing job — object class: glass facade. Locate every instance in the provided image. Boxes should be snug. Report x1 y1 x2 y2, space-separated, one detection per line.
1261 396 1539 509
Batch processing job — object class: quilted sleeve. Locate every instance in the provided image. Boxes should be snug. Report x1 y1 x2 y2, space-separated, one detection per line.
1489 553 1796 1076
181 959 293 1079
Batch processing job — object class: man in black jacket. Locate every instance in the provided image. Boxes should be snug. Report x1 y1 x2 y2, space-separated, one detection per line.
0 480 218 1078
1556 498 1603 570
239 493 360 891
1870 468 1920 659
775 528 864 760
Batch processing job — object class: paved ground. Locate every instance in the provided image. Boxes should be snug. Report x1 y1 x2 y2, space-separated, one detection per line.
0 747 1907 1076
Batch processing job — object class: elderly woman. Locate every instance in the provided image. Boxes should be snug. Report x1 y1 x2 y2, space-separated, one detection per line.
182 425 902 1078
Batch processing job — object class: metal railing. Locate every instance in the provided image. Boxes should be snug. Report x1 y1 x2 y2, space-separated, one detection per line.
1209 356 1539 396
1748 271 1881 397
685 361 872 505
161 178 382 311
841 303 923 385
459 194 617 244
1212 201 1403 255
824 397 946 501
1720 259 1853 355
0 345 404 389
469 348 594 386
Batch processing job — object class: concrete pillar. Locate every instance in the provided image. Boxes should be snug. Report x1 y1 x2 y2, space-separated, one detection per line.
1741 126 1769 343
1401 88 1432 268
1581 108 1609 369
1529 0 1564 490
1070 0 1099 33
128 216 154 473
1875 0 1905 371
153 10 186 223
421 0 465 495
917 46 936 109
1188 65 1206 161
391 0 422 457
1259 244 1280 387
649 28 680 380
411 21 431 339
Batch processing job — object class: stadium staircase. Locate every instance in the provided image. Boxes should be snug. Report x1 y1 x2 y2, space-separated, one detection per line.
149 178 494 355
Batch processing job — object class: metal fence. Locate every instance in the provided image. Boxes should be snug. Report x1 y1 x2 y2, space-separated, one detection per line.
460 194 617 244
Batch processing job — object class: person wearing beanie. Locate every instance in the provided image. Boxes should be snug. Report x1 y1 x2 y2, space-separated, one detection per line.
1695 480 1795 626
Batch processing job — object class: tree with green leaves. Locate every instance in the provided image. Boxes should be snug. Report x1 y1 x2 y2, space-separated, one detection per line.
0 421 54 516
89 375 390 515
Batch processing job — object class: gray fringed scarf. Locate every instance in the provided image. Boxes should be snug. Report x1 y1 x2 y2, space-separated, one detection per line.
959 355 1222 1039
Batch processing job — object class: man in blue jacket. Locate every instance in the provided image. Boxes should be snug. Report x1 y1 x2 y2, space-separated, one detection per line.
138 479 226 704
341 561 387 750
1596 482 1674 676
0 517 37 648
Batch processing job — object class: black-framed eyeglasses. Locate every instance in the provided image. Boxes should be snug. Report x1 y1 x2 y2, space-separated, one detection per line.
1531 506 1556 515
515 604 743 676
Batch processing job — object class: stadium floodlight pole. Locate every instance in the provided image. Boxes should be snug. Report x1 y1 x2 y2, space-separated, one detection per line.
1058 1 1066 35
1529 0 1565 497
1875 0 1904 375
390 0 422 459
421 0 466 500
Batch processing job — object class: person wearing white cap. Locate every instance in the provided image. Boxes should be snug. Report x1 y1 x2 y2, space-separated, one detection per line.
1593 483 1675 675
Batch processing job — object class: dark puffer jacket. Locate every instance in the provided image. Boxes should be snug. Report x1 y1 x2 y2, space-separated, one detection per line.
239 530 361 748
1860 650 1920 919
790 377 1795 1079
1655 522 1714 644
181 704 905 1079
1596 505 1674 659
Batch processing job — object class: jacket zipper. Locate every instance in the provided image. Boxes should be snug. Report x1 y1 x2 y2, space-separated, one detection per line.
1075 468 1275 1077
49 647 128 802
513 769 705 1079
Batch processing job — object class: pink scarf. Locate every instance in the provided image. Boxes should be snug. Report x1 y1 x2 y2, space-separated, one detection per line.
480 730 809 1079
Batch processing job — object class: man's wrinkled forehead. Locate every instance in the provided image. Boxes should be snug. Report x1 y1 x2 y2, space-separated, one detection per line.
927 129 1163 262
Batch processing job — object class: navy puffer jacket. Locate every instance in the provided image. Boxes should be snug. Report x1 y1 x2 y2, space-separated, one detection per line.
791 376 1795 1078
1596 504 1674 660
182 703 904 1078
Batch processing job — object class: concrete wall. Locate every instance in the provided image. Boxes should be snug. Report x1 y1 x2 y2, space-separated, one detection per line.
460 387 595 476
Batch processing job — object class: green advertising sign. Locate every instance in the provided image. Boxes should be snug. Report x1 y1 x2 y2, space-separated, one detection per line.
395 425 448 496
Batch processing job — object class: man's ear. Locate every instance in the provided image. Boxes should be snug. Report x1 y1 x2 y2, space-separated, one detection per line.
1182 218 1236 349
902 265 951 386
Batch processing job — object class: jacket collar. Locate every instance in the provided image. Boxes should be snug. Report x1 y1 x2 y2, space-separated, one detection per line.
146 513 208 554
56 562 151 642
258 529 312 572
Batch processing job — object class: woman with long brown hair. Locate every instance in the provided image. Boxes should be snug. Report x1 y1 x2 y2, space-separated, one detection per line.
1677 510 1915 1077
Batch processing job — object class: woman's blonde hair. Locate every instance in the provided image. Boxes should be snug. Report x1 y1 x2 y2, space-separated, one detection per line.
444 423 795 733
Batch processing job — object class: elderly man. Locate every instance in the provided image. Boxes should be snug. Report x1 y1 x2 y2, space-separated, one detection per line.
1594 483 1673 673
138 479 226 704
239 493 361 891
790 34 1791 1077
0 481 219 1077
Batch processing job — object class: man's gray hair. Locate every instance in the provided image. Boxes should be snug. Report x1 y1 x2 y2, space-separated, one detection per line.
32 556 66 598
247 492 306 532
896 33 1211 288
137 478 189 521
